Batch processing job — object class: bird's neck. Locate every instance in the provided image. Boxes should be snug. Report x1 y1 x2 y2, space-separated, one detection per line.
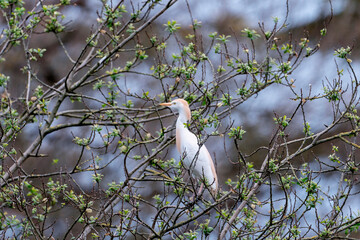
176 115 189 137
176 113 190 132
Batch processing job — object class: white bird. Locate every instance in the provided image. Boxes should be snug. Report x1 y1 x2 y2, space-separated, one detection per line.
160 99 218 193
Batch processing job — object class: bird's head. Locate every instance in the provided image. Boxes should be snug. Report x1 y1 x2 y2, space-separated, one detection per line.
160 99 191 121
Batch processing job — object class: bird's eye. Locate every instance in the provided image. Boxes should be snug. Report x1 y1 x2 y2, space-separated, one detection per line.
173 102 176 105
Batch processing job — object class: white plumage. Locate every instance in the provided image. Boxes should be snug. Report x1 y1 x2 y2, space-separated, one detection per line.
160 99 218 192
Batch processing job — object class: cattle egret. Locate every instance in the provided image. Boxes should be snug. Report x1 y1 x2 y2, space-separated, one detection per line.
160 99 218 193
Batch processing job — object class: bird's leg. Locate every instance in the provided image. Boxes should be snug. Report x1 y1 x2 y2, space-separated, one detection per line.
189 181 204 203
191 182 206 202
197 183 204 195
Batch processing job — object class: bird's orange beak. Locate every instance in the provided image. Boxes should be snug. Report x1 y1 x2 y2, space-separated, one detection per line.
159 102 172 107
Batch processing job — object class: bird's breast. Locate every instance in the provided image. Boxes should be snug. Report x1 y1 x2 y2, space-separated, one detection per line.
177 130 199 166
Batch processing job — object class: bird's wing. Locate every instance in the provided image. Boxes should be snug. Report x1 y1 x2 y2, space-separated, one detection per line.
204 145 218 189
197 145 218 190
178 129 218 191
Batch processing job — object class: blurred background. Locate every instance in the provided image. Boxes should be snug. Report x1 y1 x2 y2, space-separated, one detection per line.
1 0 360 238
